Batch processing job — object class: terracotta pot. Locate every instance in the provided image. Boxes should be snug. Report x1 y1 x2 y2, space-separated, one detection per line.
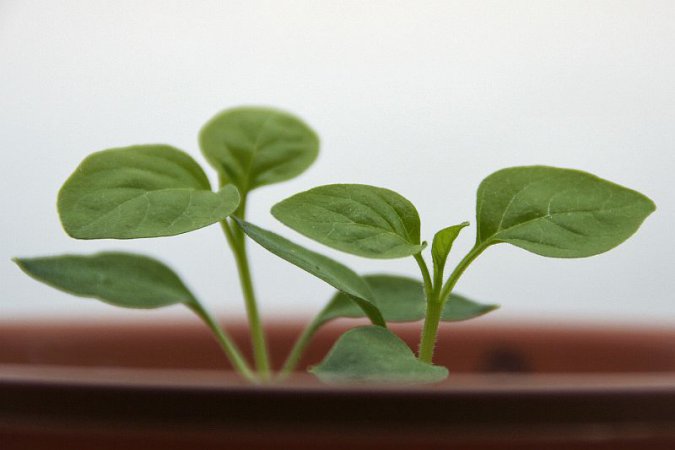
1 319 674 449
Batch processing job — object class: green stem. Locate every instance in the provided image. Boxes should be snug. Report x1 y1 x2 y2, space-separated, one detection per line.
418 243 489 363
188 302 258 383
438 243 489 304
414 252 441 363
232 194 247 243
418 299 443 363
221 217 271 379
278 315 324 379
414 253 433 302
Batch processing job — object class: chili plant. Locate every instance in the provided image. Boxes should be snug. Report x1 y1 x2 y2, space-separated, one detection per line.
14 106 655 384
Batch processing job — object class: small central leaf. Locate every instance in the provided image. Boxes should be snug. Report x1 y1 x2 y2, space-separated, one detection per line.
58 145 240 239
311 326 448 384
234 219 385 327
476 166 656 257
272 184 424 259
432 222 469 282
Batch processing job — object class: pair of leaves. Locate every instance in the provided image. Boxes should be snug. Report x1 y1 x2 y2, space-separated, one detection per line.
270 167 654 383
59 107 319 240
272 167 655 261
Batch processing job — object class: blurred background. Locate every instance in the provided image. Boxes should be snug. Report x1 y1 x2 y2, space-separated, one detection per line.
1 0 673 326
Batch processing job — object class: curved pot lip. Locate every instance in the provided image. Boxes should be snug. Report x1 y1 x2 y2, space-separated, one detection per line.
2 363 675 392
1 365 674 435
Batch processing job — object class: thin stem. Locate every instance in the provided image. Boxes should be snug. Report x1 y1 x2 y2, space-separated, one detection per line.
278 315 324 379
232 194 247 243
188 302 258 383
432 262 444 301
438 243 489 304
414 253 434 302
221 216 272 379
414 251 441 363
418 243 489 363
220 218 239 249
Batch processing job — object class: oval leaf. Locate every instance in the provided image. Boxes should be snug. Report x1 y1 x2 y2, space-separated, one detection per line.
14 252 197 309
58 145 240 239
432 222 469 280
272 184 424 259
310 326 448 384
322 275 497 324
199 107 319 193
234 218 385 327
476 166 656 257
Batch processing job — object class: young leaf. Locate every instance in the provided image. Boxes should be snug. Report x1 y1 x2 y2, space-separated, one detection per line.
272 184 425 259
310 326 448 384
58 145 240 239
199 107 319 193
13 252 197 309
432 222 469 281
322 275 497 324
233 218 385 327
476 166 656 257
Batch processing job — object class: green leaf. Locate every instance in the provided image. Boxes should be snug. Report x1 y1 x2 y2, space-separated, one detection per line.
322 275 497 324
58 145 240 239
320 275 424 323
272 184 425 259
199 107 319 193
432 222 469 281
476 166 656 257
310 326 448 384
234 218 385 327
13 252 197 309
441 294 499 321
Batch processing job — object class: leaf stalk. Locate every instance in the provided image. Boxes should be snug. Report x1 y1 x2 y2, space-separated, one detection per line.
221 215 272 379
188 302 258 383
278 314 324 379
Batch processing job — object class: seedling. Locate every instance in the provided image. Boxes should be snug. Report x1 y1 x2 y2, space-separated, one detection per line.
14 107 655 384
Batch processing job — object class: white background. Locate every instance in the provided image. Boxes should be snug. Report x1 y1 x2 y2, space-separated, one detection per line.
1 1 673 325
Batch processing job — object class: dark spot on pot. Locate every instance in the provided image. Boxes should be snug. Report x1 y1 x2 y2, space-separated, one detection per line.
480 347 532 373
